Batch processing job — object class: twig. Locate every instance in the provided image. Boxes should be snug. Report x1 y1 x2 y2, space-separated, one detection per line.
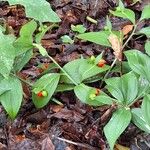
52 135 98 150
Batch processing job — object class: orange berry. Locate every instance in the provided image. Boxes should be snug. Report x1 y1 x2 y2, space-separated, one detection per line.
43 63 49 69
95 88 100 96
97 59 106 68
37 91 43 97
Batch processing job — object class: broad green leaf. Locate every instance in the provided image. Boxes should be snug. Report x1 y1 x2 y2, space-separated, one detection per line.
112 61 131 74
140 5 150 21
132 108 150 133
61 35 74 44
71 24 86 33
56 84 74 92
77 31 111 47
0 31 16 78
61 59 109 84
33 44 48 56
125 50 150 82
32 73 60 108
104 108 131 150
0 76 11 95
0 76 23 119
6 0 60 22
105 72 138 105
138 76 150 98
74 84 113 106
13 50 33 72
14 20 37 56
138 27 150 37
110 8 135 24
142 94 150 125
145 40 150 56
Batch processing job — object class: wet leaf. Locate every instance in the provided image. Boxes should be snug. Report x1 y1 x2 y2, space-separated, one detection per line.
77 31 111 47
61 35 74 44
132 108 150 133
0 76 23 119
104 108 131 150
125 50 150 82
138 26 150 37
145 40 150 56
71 24 86 33
14 20 37 56
105 72 138 105
6 0 61 22
61 58 109 84
140 5 150 21
0 31 16 78
32 73 60 108
142 94 150 125
74 83 113 106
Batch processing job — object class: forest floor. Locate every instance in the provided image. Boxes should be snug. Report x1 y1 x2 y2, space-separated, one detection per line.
0 0 150 150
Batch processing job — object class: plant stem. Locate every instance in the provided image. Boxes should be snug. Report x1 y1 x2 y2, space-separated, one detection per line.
47 55 78 86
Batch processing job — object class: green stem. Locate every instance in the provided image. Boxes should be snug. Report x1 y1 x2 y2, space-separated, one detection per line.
47 55 78 86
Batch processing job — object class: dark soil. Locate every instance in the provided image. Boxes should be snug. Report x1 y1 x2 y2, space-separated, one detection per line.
0 0 150 150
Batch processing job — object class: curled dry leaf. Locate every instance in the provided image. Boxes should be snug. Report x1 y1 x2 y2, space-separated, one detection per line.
122 24 133 35
108 34 122 61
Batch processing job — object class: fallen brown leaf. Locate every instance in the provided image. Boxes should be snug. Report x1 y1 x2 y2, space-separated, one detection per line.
108 33 122 61
114 143 130 150
122 24 133 35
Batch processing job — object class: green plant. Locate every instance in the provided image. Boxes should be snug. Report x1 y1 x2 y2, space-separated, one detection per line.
0 0 150 150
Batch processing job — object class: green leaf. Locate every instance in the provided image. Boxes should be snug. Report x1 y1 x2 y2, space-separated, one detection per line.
110 8 135 24
13 50 33 72
61 35 74 44
74 83 113 106
132 108 150 133
104 108 131 150
138 27 150 37
33 44 48 56
118 0 125 10
137 76 150 98
105 72 138 105
14 20 37 55
0 76 23 119
71 24 86 33
32 73 60 108
77 31 111 47
142 94 150 125
105 16 112 31
7 0 61 22
145 40 150 56
0 31 16 78
56 84 74 92
125 50 150 82
140 5 150 21
61 58 109 84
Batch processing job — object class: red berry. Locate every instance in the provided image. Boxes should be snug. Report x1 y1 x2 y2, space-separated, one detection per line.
37 91 43 97
97 59 106 68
